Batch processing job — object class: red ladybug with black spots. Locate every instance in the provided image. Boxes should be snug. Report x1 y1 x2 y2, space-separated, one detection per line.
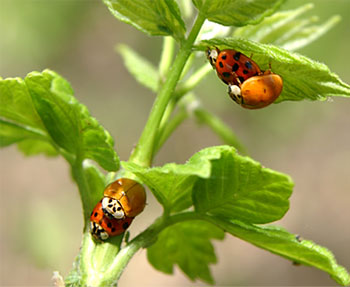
207 47 261 86
90 200 133 241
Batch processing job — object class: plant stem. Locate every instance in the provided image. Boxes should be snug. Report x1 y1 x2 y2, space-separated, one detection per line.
194 108 248 155
154 108 188 154
96 211 207 285
71 158 93 222
176 64 212 97
129 12 206 167
158 37 175 82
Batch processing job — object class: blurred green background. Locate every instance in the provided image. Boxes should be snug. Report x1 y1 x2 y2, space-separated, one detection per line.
0 0 349 285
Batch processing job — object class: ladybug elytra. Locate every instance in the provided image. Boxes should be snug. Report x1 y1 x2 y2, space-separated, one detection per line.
207 48 261 86
101 178 146 220
228 70 283 109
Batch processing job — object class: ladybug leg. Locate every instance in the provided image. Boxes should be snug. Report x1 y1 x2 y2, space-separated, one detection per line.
231 71 242 86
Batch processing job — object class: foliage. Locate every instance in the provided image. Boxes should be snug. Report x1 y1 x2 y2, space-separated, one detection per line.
1 0 349 286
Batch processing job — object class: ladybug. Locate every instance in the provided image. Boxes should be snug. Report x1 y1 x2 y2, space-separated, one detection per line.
207 48 261 86
228 70 283 109
101 178 146 220
90 200 133 241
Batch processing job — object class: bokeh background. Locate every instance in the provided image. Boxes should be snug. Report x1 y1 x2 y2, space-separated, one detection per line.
1 0 349 285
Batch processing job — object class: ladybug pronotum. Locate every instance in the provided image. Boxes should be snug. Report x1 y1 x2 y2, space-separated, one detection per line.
101 178 146 220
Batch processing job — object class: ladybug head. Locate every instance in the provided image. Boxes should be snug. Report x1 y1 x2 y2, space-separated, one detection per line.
90 221 109 240
228 84 242 104
206 47 219 67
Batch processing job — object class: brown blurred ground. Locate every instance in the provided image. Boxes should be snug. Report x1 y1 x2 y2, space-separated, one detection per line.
0 0 349 285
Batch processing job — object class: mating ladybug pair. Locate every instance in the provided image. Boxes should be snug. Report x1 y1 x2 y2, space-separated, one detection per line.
207 48 283 109
90 178 146 241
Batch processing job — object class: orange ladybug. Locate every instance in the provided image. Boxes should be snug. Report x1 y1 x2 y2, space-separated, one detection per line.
228 70 283 109
207 48 261 86
90 200 133 240
101 178 146 219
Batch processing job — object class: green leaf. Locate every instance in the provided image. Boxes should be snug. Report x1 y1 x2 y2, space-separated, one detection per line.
17 140 58 157
103 0 186 41
27 70 119 171
0 77 44 129
147 220 225 284
192 0 285 27
117 44 158 92
233 3 314 44
193 146 293 224
277 15 341 51
25 71 80 153
0 119 46 147
0 70 119 171
233 4 340 51
83 162 107 209
197 38 350 102
212 218 350 286
122 147 222 212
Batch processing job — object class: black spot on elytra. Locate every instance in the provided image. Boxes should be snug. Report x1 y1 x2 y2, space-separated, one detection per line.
94 212 98 217
245 61 253 69
123 222 129 230
238 76 245 83
111 228 116 232
113 207 117 212
221 54 227 60
117 207 122 211
108 204 113 208
232 63 239 72
219 62 224 68
107 222 112 228
234 52 241 61
243 70 249 74
222 72 230 78
109 198 113 203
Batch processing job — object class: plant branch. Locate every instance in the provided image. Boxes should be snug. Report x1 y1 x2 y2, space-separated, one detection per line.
158 37 175 82
154 108 188 154
129 12 206 167
193 107 248 155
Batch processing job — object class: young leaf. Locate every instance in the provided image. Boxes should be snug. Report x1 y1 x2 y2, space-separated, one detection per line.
0 77 45 132
197 38 350 102
103 0 186 41
233 4 314 43
117 44 159 92
192 0 285 27
233 4 340 51
193 146 293 224
212 218 350 286
122 147 222 212
0 70 119 171
278 16 341 51
25 71 80 154
147 220 225 284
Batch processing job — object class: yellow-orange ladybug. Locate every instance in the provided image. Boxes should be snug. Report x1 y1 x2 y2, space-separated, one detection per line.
228 70 283 109
101 178 146 219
